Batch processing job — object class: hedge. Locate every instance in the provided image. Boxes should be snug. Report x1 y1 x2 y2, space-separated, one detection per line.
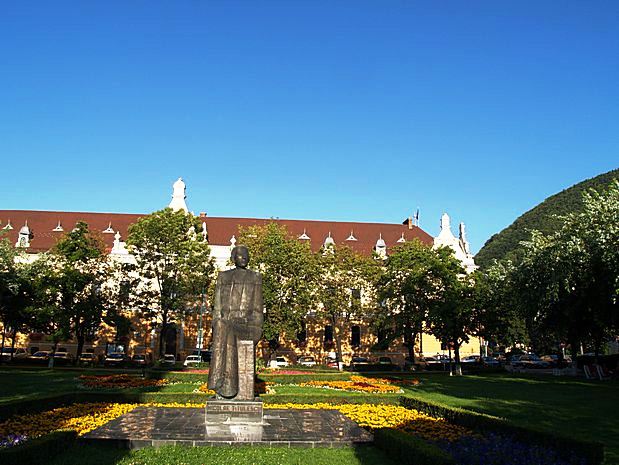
0 430 77 464
258 373 352 384
399 396 604 465
374 428 455 465
146 370 209 383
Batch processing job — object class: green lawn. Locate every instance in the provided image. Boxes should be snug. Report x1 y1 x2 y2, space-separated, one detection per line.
48 444 393 465
1 368 618 463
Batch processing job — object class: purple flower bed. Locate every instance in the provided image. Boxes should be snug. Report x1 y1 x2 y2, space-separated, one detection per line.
434 433 587 465
0 434 28 449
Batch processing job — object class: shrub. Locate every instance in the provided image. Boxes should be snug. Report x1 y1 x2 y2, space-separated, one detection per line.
374 428 455 465
0 430 77 463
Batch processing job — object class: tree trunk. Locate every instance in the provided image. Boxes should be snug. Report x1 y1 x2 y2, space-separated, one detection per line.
453 343 462 376
1 323 6 364
10 328 17 361
333 315 344 371
76 332 85 361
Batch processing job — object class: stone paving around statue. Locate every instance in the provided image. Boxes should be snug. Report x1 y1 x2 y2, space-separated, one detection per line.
82 407 373 448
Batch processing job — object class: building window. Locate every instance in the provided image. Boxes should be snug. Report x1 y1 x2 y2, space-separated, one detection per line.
351 325 361 347
296 321 307 343
324 325 333 344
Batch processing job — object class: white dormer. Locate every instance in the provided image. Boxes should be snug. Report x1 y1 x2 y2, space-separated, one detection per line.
169 177 189 213
16 221 31 248
3 220 13 230
323 231 335 253
52 221 64 232
298 229 310 240
397 232 406 243
346 230 357 241
230 235 237 248
201 222 208 242
103 222 115 234
375 233 387 259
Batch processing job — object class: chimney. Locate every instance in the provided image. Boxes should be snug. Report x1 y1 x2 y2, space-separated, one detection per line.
199 212 207 218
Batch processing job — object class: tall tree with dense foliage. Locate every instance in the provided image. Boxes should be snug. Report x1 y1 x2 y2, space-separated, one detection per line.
0 234 39 358
316 244 381 367
378 239 446 363
238 223 320 351
44 221 112 360
512 181 619 357
424 247 475 375
127 208 216 356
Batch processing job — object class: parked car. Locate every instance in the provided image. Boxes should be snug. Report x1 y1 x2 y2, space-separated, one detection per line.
161 354 177 366
1 347 28 362
297 356 316 367
29 351 51 364
78 352 97 367
104 352 129 368
191 349 211 363
183 355 202 367
53 351 74 366
461 355 481 365
512 354 550 369
425 355 451 370
378 356 393 364
350 356 370 369
324 356 339 368
131 354 151 368
481 356 501 367
269 356 290 368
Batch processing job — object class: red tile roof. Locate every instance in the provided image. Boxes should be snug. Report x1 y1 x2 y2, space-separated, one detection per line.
0 210 433 255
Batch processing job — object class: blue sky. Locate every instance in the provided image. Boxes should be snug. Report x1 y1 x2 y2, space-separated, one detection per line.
1 1 617 253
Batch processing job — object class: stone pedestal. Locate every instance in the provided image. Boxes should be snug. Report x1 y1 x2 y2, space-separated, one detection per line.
237 340 255 401
205 399 263 424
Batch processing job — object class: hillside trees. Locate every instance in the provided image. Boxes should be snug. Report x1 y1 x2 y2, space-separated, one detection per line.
127 208 216 357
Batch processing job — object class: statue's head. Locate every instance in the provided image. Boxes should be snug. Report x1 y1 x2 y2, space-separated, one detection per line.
231 245 250 269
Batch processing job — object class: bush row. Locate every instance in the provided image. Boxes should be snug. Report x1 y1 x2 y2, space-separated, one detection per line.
399 396 604 465
0 430 77 463
374 428 455 465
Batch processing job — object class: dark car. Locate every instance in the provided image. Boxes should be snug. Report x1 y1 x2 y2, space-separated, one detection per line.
53 351 74 366
131 354 151 368
29 351 51 364
104 353 129 368
78 352 97 367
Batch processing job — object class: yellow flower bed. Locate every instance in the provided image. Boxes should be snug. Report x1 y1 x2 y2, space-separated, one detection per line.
265 403 472 441
0 403 138 438
0 401 471 443
298 375 403 393
197 384 216 395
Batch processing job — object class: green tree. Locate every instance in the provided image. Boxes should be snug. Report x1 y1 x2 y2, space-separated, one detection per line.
424 247 474 375
316 245 381 368
0 235 39 359
512 181 619 357
378 240 445 364
238 223 320 354
127 208 216 357
44 221 112 361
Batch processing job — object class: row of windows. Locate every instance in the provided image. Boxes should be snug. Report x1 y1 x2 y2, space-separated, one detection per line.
295 324 362 347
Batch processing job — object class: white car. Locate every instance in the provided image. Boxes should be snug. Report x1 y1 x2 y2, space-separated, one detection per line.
161 354 177 366
269 356 290 368
183 355 202 367
298 356 316 367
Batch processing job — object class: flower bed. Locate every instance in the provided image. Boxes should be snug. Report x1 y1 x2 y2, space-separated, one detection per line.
79 374 168 389
295 375 413 394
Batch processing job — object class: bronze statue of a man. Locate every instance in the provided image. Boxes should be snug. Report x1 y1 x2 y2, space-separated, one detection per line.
207 245 263 399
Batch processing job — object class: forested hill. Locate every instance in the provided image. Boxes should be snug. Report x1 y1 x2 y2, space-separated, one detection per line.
475 168 619 269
